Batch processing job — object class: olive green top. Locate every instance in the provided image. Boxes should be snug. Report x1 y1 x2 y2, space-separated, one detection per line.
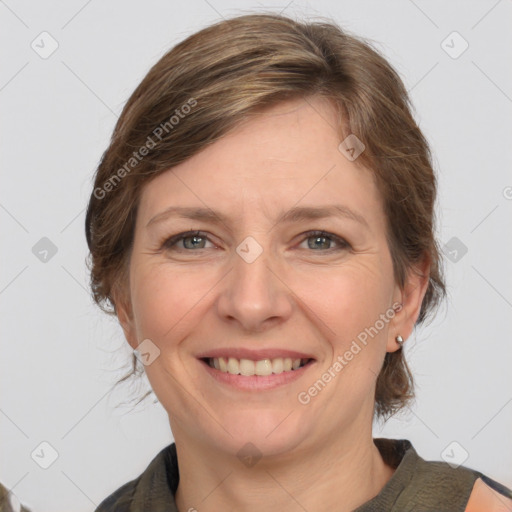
95 438 512 512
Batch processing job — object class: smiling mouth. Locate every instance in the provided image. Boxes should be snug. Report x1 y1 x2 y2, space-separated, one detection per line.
201 357 314 377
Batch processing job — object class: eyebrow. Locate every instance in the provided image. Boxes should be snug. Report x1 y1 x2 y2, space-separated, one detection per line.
146 204 369 229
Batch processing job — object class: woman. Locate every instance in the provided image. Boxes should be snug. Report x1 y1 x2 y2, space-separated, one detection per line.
85 13 512 512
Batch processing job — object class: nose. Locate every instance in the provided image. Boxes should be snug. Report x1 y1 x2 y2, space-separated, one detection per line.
216 242 293 333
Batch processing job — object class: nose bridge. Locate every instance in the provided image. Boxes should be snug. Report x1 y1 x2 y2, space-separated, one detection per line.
216 235 291 331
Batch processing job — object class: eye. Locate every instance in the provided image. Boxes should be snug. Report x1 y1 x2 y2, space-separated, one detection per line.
298 230 350 251
160 229 350 253
161 230 215 251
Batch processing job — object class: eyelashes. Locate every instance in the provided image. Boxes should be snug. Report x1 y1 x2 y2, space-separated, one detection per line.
301 231 350 251
162 230 213 251
160 230 350 253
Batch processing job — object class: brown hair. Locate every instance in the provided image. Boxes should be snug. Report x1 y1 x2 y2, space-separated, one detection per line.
85 12 446 419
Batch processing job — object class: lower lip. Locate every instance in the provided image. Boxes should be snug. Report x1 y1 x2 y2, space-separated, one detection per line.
199 359 315 391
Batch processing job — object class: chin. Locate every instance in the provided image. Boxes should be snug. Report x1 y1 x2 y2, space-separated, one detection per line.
204 407 311 460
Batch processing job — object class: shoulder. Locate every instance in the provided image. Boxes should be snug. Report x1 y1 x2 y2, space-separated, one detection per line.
95 477 139 512
377 438 480 501
372 439 512 511
465 477 512 512
94 443 177 512
400 456 480 508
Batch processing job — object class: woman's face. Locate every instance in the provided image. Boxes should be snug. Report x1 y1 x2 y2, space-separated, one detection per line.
118 96 424 458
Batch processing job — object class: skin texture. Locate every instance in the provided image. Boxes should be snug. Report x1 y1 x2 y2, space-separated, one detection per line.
117 96 431 511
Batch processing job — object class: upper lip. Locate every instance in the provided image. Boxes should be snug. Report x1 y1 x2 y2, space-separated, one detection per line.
197 348 316 361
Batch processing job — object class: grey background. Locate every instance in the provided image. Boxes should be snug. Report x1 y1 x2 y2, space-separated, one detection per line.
1 0 511 510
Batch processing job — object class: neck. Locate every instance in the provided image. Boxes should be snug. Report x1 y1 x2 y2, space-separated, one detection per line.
173 419 394 512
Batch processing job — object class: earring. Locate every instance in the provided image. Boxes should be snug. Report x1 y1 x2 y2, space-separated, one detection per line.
396 335 404 346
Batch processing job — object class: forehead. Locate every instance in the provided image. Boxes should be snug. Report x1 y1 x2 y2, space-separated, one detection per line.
138 97 384 228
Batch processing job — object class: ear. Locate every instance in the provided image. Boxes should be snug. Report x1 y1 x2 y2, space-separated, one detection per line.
113 285 138 351
387 254 431 353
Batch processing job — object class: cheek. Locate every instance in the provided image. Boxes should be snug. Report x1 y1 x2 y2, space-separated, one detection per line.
128 264 210 410
289 262 394 422
130 253 394 347
295 260 393 343
293 261 395 409
129 261 218 344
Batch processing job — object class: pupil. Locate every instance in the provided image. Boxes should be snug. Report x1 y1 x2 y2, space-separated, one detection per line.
186 236 203 249
310 236 329 250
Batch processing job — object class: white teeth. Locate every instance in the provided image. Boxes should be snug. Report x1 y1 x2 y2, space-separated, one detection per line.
272 358 284 374
208 356 309 376
255 359 273 376
227 357 239 374
239 358 255 376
